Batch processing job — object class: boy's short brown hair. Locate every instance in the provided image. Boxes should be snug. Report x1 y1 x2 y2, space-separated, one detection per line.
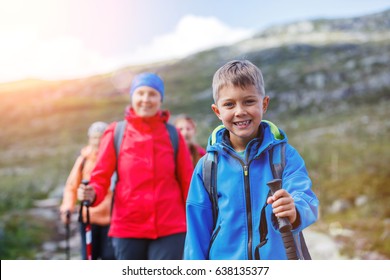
212 60 265 102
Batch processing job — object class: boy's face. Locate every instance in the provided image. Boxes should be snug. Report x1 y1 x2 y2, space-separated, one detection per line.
131 86 162 117
211 84 269 151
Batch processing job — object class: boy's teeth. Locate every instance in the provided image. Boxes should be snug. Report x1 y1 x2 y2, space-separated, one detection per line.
236 120 249 126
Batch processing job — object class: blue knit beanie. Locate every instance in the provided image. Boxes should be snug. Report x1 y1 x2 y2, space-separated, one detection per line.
129 72 165 101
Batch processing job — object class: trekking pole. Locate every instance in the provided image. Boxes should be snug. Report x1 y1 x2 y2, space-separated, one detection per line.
80 179 92 260
65 210 71 260
267 179 299 260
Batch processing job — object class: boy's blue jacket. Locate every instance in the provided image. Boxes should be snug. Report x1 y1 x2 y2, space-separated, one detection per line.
184 121 319 260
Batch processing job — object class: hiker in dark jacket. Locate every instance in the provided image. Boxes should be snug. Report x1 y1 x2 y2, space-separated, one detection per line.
78 73 193 260
184 60 318 260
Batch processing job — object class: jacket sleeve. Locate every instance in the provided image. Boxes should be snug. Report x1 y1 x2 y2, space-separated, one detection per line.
184 158 214 260
89 123 117 206
60 154 83 213
282 144 319 232
175 130 194 204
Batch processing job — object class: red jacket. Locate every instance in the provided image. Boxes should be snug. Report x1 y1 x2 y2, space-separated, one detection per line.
90 108 193 239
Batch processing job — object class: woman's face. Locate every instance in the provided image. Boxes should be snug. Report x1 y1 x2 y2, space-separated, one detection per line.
88 132 103 149
176 119 196 144
131 86 162 117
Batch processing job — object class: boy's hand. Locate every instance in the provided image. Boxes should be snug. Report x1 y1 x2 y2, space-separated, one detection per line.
267 189 296 224
77 184 96 204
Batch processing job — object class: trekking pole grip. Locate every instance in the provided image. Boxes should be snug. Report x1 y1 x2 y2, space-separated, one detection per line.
267 178 299 260
267 179 291 232
65 210 71 222
81 179 91 207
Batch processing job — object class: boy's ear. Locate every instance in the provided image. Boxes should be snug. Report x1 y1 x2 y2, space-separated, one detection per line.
262 96 270 113
211 104 222 120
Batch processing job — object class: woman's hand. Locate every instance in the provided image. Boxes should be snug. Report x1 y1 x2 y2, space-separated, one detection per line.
77 184 96 205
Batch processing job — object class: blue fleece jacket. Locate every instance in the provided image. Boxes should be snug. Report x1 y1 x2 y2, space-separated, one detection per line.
184 121 319 260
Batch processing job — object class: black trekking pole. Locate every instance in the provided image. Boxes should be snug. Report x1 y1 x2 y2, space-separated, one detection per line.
267 179 299 260
80 179 92 260
65 210 71 260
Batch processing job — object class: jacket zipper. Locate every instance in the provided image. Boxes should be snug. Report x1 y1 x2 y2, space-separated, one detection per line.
223 147 254 260
243 164 253 260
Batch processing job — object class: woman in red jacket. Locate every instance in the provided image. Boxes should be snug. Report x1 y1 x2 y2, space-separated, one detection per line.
78 72 193 260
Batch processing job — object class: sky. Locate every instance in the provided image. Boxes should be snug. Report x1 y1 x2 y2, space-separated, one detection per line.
0 0 389 83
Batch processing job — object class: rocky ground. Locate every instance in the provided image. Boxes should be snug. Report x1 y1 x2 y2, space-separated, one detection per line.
31 196 82 260
29 185 388 260
31 198 346 260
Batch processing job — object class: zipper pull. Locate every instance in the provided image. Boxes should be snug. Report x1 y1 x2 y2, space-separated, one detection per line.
244 165 248 176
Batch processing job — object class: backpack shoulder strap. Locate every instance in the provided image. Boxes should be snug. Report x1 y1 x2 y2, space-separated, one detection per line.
111 120 126 190
165 123 179 160
256 143 287 259
114 120 126 159
110 120 126 217
202 151 218 229
269 142 286 179
79 155 87 173
269 142 312 260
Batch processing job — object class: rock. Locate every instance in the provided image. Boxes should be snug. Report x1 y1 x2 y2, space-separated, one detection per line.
328 221 354 237
354 195 368 207
33 198 61 208
42 241 58 252
328 199 352 214
304 228 346 259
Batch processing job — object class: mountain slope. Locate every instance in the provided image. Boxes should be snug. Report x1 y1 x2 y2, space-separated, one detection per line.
0 9 389 259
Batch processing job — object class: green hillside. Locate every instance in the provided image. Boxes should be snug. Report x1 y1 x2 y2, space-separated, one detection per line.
0 9 389 259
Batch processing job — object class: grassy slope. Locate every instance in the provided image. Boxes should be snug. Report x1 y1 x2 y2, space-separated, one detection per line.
285 98 390 258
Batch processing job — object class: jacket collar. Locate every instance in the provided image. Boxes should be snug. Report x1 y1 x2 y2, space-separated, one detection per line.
207 120 287 157
124 106 170 125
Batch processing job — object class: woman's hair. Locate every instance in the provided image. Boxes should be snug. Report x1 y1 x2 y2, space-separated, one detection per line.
174 115 196 129
174 115 203 167
88 121 108 136
188 143 203 168
212 59 265 102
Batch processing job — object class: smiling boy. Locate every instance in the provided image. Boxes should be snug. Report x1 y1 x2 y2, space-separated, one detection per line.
184 60 319 260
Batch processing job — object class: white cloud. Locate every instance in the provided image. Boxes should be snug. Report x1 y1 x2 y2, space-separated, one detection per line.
123 15 254 64
0 15 253 82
